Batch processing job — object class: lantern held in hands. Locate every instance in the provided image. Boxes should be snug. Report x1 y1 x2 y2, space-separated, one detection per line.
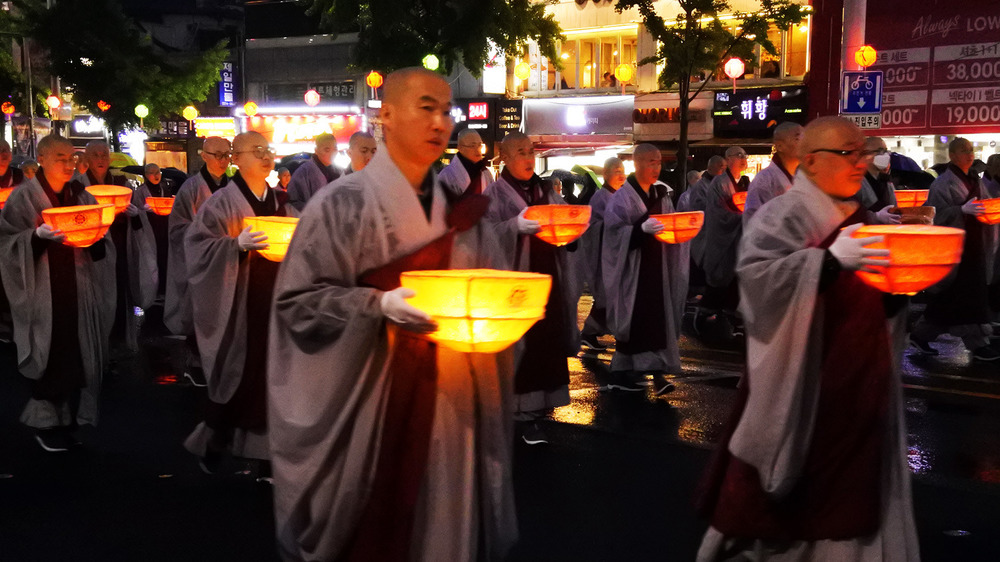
731 191 748 213
0 187 13 210
977 198 1000 225
649 211 704 244
400 269 552 353
523 204 592 246
86 185 133 215
850 224 964 295
146 197 175 216
244 216 299 262
41 204 116 248
893 190 929 208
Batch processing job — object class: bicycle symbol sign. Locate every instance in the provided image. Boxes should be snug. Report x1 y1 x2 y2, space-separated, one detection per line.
841 71 883 114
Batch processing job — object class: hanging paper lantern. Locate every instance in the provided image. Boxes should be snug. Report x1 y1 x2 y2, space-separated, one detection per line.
514 61 531 81
182 105 199 121
146 197 175 216
400 269 552 353
45 95 61 110
893 189 929 208
97 100 111 112
244 216 299 262
0 187 13 209
243 101 259 117
649 211 704 244
304 89 321 107
614 63 634 83
724 58 745 79
731 191 748 212
1 102 14 115
855 45 877 68
851 224 965 295
86 185 133 215
523 204 592 246
977 198 1000 225
41 204 116 248
365 71 384 89
422 54 440 71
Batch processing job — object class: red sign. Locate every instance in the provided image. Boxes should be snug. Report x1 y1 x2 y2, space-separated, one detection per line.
468 102 489 120
867 0 1000 135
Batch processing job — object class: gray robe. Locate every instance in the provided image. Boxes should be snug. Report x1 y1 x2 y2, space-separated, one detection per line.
701 172 744 288
0 178 116 427
927 168 998 284
268 150 517 562
286 157 338 212
683 174 715 266
576 186 614 308
698 172 918 561
183 183 299 459
437 154 495 198
125 185 159 309
602 183 689 373
743 160 793 225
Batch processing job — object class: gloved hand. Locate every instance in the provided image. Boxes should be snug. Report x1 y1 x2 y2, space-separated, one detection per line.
142 203 153 212
640 217 664 234
961 198 985 217
124 203 140 217
875 205 901 224
517 206 541 234
380 287 438 333
829 223 890 272
35 223 66 243
237 225 269 251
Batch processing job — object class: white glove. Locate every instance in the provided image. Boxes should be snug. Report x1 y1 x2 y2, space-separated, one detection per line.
517 207 541 234
124 203 140 217
874 205 901 224
380 287 438 333
35 223 66 243
640 217 664 234
961 198 985 216
142 203 153 212
237 225 269 251
829 223 890 272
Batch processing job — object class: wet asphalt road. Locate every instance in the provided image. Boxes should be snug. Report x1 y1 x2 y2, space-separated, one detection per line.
1 299 1000 561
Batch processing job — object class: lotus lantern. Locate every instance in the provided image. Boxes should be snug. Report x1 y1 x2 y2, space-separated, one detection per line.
244 216 299 262
86 185 133 215
41 204 115 248
894 190 929 208
731 191 748 213
976 198 1000 225
0 187 13 210
649 211 704 244
851 224 965 295
146 197 175 216
523 204 591 246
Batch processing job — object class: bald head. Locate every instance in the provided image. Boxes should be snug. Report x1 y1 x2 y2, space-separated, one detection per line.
379 67 453 187
384 67 447 105
499 131 531 160
706 155 726 176
603 157 626 190
85 139 111 178
347 131 376 171
233 131 267 154
633 143 663 189
232 131 274 185
37 134 73 158
773 122 804 166
799 116 863 159
456 129 484 163
633 143 660 160
799 116 868 198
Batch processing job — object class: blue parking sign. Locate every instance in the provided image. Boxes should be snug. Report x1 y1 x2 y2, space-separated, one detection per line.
841 71 883 114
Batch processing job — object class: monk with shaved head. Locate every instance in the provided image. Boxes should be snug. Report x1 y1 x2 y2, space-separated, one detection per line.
267 67 516 561
743 122 802 222
696 116 918 559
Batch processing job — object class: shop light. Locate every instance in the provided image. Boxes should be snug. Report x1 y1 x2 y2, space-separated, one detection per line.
561 23 639 36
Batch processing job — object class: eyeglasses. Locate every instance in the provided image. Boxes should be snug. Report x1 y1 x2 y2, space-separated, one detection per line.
728 153 748 159
201 150 232 160
810 148 878 163
233 146 277 159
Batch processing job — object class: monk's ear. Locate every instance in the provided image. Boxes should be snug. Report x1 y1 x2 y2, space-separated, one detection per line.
380 103 395 132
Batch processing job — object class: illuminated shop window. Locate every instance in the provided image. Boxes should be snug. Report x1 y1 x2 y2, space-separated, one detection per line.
533 28 639 93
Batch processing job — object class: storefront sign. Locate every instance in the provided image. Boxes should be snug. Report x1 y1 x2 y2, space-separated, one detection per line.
497 99 523 136
712 87 808 137
71 115 106 137
264 82 356 103
194 117 237 140
244 113 364 155
219 62 237 108
632 107 707 123
523 96 633 136
449 99 499 160
867 0 1000 134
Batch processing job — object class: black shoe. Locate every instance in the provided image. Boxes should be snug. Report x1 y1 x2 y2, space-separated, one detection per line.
35 429 70 453
607 373 645 392
972 346 1000 362
581 334 607 351
908 335 939 356
521 423 548 445
184 368 208 388
653 375 676 396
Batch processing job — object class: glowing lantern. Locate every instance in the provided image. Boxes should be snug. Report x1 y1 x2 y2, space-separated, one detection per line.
977 198 1000 225
243 101 259 117
182 105 199 121
134 104 149 119
514 62 531 81
724 57 744 93
1 102 14 115
894 189 929 208
244 216 299 262
146 197 175 216
365 71 384 89
649 211 704 244
732 191 748 212
304 89 321 107
855 45 877 68
851 224 964 295
97 100 111 112
614 63 633 84
0 187 13 209
892 206 935 225
400 269 552 353
523 204 592 246
422 54 440 71
86 185 133 215
41 204 115 248
45 95 61 110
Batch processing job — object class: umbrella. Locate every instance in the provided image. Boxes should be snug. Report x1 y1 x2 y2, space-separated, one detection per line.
110 152 138 168
889 151 921 173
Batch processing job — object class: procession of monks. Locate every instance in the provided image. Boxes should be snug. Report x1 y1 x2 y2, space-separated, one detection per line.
10 66 1000 560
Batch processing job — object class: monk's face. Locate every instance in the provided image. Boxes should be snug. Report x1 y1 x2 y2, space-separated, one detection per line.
725 148 748 176
0 143 11 174
774 127 802 161
949 140 975 174
348 136 376 171
232 132 275 183
201 138 232 178
604 163 626 190
144 167 161 185
801 123 870 199
315 139 337 167
501 139 536 182
86 144 111 178
457 132 484 163
633 150 662 188
381 72 453 170
38 141 76 188
278 169 291 187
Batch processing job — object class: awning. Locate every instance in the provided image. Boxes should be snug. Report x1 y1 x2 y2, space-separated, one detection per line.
690 137 775 149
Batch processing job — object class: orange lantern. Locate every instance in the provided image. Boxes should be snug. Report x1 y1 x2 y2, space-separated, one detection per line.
41 204 115 248
850 224 965 295
732 191 748 213
977 198 1000 225
365 71 384 89
243 101 259 117
86 185 133 215
523 204 592 246
304 89 321 107
97 100 111 112
45 95 61 110
894 189 929 208
514 62 531 81
0 187 13 209
649 211 704 244
146 197 175 216
1 102 14 115
244 216 299 262
855 45 877 68
400 269 552 353
614 63 634 83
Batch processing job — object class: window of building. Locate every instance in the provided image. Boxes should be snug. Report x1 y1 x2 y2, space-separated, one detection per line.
523 28 639 93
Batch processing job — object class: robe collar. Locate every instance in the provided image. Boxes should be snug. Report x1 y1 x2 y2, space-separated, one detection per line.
0 166 23 188
86 169 113 185
501 167 546 205
144 181 167 198
231 171 281 217
772 154 795 182
727 169 750 192
948 163 980 197
39 170 84 207
313 154 339 183
200 165 229 193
